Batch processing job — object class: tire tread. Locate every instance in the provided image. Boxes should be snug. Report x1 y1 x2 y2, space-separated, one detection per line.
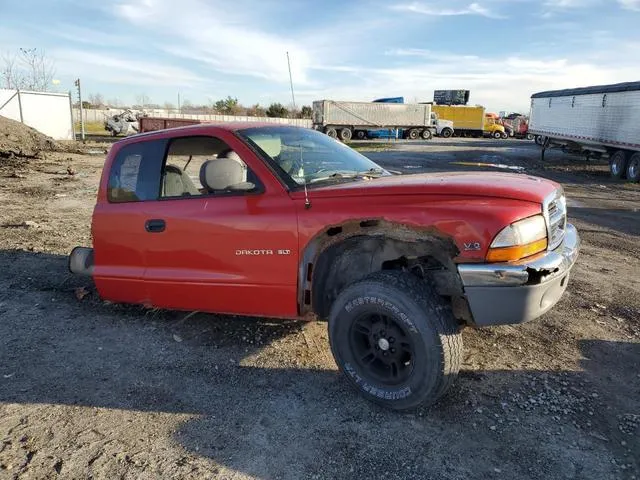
329 270 462 409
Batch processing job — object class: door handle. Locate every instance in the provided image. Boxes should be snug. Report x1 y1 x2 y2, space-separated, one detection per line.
145 219 166 233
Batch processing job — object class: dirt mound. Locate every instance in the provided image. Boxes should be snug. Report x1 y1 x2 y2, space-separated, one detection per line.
0 115 66 159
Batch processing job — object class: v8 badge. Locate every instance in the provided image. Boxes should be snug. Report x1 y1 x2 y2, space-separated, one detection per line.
464 242 481 251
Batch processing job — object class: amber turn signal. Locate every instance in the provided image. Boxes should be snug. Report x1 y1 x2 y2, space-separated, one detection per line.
486 238 548 262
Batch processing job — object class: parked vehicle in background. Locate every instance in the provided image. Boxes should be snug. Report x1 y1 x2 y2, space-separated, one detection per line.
528 81 640 181
432 105 505 139
104 109 147 136
312 100 444 141
69 122 580 411
485 112 509 139
365 97 455 139
502 114 533 140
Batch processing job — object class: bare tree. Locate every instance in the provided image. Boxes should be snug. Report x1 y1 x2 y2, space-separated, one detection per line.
1 48 56 91
136 93 150 109
163 101 176 111
1 51 24 89
108 97 122 108
19 48 56 91
88 93 105 108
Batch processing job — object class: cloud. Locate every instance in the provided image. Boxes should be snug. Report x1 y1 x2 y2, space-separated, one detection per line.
113 0 312 85
544 0 640 9
303 49 638 113
53 49 205 87
391 2 506 19
618 0 640 9
543 0 597 7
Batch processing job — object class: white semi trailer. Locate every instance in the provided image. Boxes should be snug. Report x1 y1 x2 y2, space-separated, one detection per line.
312 100 453 142
528 81 640 182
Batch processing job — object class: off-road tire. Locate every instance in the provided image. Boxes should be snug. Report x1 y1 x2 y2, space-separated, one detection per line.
328 271 462 411
626 152 640 183
609 150 628 179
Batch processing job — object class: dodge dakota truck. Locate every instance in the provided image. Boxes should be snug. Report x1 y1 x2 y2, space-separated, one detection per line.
69 122 580 410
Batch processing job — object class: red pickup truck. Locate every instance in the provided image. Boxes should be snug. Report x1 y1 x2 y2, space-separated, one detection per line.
69 122 580 410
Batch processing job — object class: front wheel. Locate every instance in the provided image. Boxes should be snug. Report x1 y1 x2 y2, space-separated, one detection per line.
526 133 534 141
440 128 453 138
328 271 462 410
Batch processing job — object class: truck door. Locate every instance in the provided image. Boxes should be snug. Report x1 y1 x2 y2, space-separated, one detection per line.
140 131 299 318
92 139 167 305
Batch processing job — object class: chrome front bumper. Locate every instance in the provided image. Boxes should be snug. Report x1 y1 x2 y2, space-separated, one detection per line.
456 224 580 326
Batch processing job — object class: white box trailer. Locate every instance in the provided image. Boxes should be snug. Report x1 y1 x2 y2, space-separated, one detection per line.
312 100 440 141
528 81 640 182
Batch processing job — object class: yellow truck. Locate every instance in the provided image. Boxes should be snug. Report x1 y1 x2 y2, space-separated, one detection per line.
432 105 506 138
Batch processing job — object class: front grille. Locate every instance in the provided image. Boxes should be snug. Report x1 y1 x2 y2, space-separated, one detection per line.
545 192 566 250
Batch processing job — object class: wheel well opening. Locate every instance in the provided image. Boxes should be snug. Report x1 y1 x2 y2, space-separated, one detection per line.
299 220 464 320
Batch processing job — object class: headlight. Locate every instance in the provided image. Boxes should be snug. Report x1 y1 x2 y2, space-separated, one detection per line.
486 214 547 262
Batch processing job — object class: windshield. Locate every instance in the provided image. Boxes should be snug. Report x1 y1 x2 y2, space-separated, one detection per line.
237 126 389 187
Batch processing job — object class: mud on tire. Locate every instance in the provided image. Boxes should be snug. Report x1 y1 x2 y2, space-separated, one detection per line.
328 271 462 410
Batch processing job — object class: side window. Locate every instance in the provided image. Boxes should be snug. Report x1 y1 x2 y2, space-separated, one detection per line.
159 135 261 199
108 140 165 203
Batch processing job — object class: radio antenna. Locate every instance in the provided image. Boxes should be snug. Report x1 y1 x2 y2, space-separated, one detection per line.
286 51 297 109
287 51 310 209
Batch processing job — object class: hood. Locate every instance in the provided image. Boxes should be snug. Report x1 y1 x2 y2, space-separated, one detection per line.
291 171 559 204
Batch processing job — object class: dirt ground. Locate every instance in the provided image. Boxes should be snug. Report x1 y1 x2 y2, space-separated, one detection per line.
0 137 638 480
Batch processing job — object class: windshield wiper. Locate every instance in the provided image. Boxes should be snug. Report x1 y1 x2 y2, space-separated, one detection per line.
307 168 385 184
357 168 385 177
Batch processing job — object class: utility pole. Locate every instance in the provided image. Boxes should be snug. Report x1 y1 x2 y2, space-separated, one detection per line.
74 78 85 143
178 92 181 114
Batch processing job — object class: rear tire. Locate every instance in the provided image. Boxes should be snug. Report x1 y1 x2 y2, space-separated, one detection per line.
440 128 453 138
325 127 337 139
421 129 433 140
355 130 367 140
328 271 462 411
492 131 502 139
339 128 352 142
501 132 509 139
626 152 640 182
526 133 534 141
609 150 628 179
408 128 419 140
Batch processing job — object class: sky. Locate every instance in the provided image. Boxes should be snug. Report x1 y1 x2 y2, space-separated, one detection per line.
1 0 639 113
